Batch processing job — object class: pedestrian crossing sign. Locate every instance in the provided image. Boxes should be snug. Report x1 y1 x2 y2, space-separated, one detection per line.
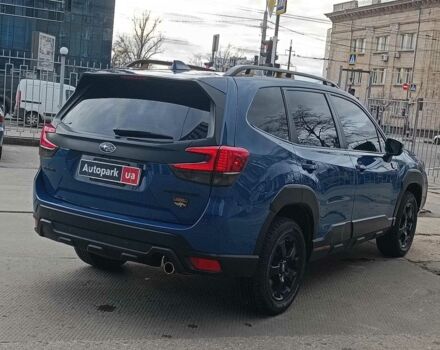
349 54 356 65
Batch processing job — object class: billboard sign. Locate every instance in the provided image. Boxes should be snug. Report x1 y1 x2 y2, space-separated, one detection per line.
33 32 56 72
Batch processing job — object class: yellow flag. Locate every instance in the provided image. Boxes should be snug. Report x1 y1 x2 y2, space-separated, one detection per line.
267 0 277 17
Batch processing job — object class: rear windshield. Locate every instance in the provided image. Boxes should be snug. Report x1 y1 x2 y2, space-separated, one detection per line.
61 77 214 141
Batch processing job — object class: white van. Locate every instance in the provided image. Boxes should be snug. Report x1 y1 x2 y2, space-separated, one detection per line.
15 79 75 127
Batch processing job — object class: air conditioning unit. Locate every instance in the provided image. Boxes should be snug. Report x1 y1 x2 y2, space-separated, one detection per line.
382 54 389 62
394 52 401 59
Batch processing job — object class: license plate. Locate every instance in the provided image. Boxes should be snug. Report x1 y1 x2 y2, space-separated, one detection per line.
78 159 141 186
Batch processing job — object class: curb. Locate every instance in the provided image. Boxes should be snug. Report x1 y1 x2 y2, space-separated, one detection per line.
4 136 39 147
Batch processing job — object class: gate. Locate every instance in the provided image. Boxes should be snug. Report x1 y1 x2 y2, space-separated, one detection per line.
368 98 440 183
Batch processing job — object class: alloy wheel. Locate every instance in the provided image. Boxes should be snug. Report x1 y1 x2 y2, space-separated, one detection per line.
268 233 302 302
399 201 416 250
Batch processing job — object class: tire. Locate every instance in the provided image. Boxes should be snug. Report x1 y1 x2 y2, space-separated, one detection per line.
251 217 307 316
74 247 126 271
25 112 40 127
376 191 418 258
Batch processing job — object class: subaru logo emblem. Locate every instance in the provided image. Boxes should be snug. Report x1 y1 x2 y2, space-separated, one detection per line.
99 142 116 154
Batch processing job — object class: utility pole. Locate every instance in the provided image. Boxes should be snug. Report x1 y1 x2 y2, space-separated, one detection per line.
259 9 268 65
287 39 293 70
271 14 280 65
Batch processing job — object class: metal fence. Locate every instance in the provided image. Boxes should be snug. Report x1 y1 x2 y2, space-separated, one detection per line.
368 98 440 183
0 50 108 140
1 52 439 183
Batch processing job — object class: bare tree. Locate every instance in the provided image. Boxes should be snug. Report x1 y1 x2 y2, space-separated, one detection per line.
191 44 248 71
112 11 164 67
188 54 206 67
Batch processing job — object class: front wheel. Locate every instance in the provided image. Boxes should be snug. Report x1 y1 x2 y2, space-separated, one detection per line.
251 218 307 315
74 247 126 271
376 191 418 258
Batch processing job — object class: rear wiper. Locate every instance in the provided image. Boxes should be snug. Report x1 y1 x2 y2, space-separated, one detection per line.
113 129 173 140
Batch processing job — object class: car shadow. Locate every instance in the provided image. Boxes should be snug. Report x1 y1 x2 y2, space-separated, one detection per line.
32 242 403 339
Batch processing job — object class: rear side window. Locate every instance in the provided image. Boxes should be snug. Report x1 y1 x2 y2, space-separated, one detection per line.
331 96 382 153
247 87 289 141
61 78 214 141
285 91 339 148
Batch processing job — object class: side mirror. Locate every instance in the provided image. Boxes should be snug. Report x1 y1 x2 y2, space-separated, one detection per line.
384 138 403 161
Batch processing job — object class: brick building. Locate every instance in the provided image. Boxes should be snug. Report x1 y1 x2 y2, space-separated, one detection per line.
324 0 440 105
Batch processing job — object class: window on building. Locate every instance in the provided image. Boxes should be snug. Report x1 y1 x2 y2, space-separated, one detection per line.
398 33 416 50
350 71 363 85
352 38 366 54
331 96 382 153
247 88 290 141
395 68 412 85
285 91 340 148
371 68 386 85
375 36 389 52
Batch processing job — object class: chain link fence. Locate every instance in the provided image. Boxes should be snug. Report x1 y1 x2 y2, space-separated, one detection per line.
368 98 440 183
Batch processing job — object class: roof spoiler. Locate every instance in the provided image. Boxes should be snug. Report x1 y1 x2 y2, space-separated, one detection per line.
126 59 215 73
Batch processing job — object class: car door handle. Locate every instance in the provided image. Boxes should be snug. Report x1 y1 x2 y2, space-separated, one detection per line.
356 164 367 172
302 161 318 173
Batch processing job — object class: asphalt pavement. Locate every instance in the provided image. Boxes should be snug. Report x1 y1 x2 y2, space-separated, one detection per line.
1 145 440 350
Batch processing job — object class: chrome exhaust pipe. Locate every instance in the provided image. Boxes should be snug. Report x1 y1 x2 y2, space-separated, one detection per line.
161 256 176 275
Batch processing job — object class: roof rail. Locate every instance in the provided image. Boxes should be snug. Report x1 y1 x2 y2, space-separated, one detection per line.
126 59 215 73
224 65 339 88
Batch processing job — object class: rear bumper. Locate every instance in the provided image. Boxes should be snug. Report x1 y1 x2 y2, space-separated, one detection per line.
34 203 258 277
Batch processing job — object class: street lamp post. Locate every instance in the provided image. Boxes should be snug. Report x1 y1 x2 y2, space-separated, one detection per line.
59 47 69 109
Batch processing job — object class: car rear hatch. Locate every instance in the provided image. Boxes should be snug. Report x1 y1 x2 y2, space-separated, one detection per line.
39 73 226 226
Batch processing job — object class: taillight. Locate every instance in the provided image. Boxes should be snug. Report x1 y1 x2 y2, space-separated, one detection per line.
40 124 58 152
171 146 249 186
0 114 4 123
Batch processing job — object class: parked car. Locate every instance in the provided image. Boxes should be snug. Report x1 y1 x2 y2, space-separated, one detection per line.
0 106 4 159
33 63 428 315
15 79 75 127
434 135 440 145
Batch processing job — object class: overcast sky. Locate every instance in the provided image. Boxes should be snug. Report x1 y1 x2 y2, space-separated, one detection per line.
114 0 341 75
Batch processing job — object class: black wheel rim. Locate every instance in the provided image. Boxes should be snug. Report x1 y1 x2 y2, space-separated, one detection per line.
399 201 416 250
268 232 302 302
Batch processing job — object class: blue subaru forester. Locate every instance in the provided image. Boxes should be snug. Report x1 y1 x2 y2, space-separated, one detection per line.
34 64 428 315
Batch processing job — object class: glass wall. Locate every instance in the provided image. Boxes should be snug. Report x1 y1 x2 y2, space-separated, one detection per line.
0 0 115 66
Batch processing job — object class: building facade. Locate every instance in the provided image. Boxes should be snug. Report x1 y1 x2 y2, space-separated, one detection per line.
0 0 115 66
325 0 440 105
